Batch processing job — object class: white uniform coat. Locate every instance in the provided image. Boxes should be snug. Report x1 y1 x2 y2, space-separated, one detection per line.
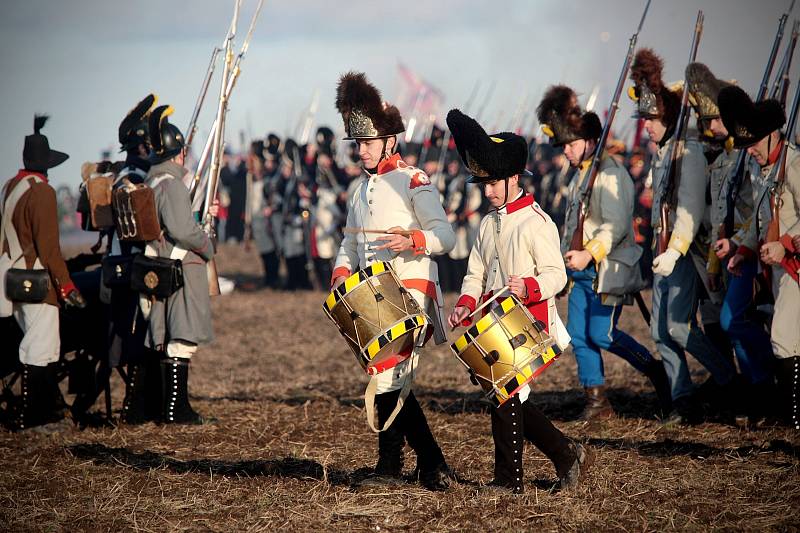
333 154 455 392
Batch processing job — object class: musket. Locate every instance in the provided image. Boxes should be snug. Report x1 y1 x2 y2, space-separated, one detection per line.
771 19 800 105
474 80 496 124
765 60 800 244
568 0 651 252
185 46 222 151
203 0 241 297
721 3 794 240
435 80 480 175
298 89 320 146
189 0 265 207
656 10 703 256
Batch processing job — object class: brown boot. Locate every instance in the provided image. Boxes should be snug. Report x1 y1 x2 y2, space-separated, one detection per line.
579 386 614 422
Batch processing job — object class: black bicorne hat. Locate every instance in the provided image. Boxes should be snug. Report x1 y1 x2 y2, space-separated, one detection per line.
119 94 157 152
536 85 602 147
718 86 785 148
336 72 405 140
148 105 185 164
23 115 69 172
446 109 530 184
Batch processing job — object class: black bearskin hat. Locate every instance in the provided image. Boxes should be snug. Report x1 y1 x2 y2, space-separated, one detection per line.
719 86 786 148
316 126 335 147
119 94 157 152
536 85 602 147
148 105 185 164
336 72 405 140
446 109 530 183
685 63 732 120
629 48 681 128
23 115 69 172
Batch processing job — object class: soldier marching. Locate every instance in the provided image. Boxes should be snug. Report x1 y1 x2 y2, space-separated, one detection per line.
2 2 799 506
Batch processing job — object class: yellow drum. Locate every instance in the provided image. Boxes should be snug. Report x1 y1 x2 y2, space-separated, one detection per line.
451 295 560 405
323 262 427 375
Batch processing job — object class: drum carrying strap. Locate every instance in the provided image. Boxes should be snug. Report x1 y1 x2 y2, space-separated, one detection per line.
363 356 416 433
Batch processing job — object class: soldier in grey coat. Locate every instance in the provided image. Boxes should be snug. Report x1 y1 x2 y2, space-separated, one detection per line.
143 105 217 424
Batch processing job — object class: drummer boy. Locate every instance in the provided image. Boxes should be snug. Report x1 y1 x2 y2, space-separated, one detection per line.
446 109 592 494
330 72 457 490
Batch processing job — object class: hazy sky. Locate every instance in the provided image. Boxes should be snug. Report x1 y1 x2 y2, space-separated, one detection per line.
0 0 788 188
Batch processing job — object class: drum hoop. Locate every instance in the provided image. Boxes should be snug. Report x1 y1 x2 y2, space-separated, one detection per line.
323 261 406 315
359 313 427 364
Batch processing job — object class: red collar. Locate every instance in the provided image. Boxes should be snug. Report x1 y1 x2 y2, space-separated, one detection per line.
767 138 784 167
13 169 48 184
376 153 403 175
505 192 534 214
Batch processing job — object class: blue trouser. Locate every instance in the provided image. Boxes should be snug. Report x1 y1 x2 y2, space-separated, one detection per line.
720 259 774 385
651 254 736 400
567 266 656 387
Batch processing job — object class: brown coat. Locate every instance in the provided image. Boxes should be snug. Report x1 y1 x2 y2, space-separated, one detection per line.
2 170 72 306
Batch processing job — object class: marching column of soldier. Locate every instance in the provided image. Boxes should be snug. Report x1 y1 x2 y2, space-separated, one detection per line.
1 5 799 496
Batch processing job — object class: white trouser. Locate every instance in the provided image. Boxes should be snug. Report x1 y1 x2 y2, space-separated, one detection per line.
166 340 198 360
13 302 59 366
374 351 418 394
771 266 800 360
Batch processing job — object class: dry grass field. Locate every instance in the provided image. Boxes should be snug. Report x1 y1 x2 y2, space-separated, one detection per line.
1 243 799 532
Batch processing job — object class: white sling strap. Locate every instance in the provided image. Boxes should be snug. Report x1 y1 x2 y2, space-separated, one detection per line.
0 176 45 316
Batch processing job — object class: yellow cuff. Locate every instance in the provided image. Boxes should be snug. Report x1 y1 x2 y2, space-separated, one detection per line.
668 233 691 255
584 238 608 263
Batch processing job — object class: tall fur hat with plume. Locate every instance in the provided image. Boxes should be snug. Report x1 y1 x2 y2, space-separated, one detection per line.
536 85 602 147
718 86 785 149
628 48 681 127
119 93 158 152
446 109 531 184
335 72 405 140
23 115 69 172
685 63 732 121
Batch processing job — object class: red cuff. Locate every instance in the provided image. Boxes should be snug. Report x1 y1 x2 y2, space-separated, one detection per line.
780 233 797 254
523 277 542 304
737 246 756 260
330 267 351 288
455 294 477 327
782 256 800 282
410 230 426 256
59 281 76 299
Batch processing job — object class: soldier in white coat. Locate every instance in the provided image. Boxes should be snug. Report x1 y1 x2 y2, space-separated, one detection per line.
537 85 671 421
446 109 590 495
629 49 736 426
330 72 456 490
687 65 775 424
720 85 800 429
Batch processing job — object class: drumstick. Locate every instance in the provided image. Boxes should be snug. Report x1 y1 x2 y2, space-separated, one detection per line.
466 263 538 319
343 227 414 236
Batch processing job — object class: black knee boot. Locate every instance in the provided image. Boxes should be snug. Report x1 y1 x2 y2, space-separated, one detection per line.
372 390 405 481
160 357 203 425
399 392 452 491
17 364 64 431
120 347 161 425
261 252 280 288
776 356 800 430
521 399 590 490
121 361 149 424
704 322 735 367
644 360 673 417
486 396 525 494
